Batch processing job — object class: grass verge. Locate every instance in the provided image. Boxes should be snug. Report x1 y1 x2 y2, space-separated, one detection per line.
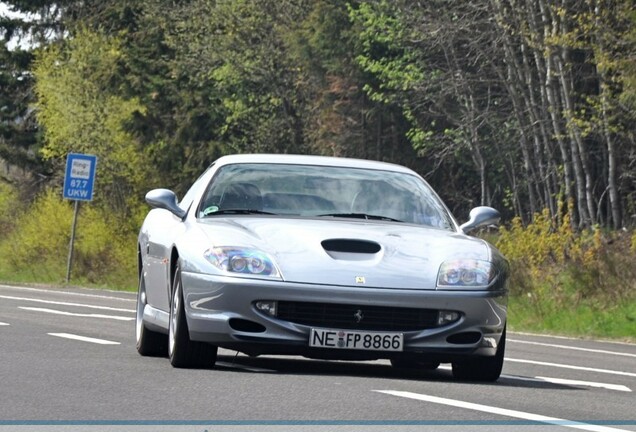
508 294 636 343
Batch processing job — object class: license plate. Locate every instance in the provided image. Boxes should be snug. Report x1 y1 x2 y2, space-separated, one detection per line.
309 328 403 351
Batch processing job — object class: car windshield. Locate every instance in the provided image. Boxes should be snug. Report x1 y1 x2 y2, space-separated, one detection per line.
197 163 455 230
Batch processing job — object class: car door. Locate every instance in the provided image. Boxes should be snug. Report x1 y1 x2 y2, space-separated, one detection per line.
142 210 185 312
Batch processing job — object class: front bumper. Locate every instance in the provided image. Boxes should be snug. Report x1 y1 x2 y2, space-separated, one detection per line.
182 271 507 361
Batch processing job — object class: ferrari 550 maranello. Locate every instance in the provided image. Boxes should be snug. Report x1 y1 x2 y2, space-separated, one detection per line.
136 154 509 381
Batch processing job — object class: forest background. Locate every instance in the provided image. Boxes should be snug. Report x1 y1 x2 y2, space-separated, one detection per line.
1 0 635 340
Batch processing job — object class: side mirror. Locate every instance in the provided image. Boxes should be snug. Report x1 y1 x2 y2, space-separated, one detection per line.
460 206 501 234
145 189 187 220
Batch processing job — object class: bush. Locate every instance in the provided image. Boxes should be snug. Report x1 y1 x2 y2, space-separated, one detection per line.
0 182 20 237
494 205 636 339
496 205 605 294
0 188 137 289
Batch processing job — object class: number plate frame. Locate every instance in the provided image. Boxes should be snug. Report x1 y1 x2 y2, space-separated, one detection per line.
309 328 404 351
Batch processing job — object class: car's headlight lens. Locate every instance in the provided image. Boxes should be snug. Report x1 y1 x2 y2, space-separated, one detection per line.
204 247 281 279
437 259 495 288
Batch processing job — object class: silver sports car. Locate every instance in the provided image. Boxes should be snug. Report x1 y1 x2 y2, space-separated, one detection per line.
136 154 509 381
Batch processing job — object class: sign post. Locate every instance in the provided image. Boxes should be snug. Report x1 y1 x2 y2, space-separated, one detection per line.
63 153 97 283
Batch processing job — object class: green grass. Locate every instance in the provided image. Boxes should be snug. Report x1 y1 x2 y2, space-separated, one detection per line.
0 257 137 292
508 294 636 343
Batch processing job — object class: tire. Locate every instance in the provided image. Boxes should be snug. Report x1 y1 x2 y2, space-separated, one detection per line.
168 262 218 368
390 358 440 371
452 327 506 382
135 272 168 357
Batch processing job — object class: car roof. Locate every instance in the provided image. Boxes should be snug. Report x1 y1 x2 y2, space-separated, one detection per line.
212 154 417 175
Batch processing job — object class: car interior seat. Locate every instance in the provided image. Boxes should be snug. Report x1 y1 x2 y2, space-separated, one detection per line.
218 182 263 211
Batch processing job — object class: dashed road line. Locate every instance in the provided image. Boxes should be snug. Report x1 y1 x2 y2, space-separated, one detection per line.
0 322 9 326
0 295 135 313
0 284 135 302
506 358 636 378
48 333 120 345
503 375 631 392
511 331 636 346
437 365 631 392
376 390 631 432
19 306 134 321
509 339 636 358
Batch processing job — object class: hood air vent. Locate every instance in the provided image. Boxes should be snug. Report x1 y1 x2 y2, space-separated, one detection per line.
321 239 381 254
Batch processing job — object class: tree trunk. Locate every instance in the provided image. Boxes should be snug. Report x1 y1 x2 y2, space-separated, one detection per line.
593 0 622 228
555 49 596 226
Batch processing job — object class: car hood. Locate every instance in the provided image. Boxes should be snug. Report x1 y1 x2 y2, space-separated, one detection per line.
195 217 490 290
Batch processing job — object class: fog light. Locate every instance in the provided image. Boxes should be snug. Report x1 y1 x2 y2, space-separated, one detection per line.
437 310 460 326
255 301 277 316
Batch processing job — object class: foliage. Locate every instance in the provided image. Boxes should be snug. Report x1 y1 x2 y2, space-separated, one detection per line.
2 0 632 227
495 203 635 339
0 181 19 236
286 0 416 163
142 0 309 187
496 205 635 314
0 0 78 183
0 41 41 176
0 0 635 338
33 27 148 216
0 188 136 288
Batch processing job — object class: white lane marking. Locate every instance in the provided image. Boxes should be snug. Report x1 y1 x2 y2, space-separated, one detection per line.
376 390 631 432
0 295 135 313
510 338 636 358
534 376 631 392
511 331 636 347
503 375 631 392
0 284 135 302
506 358 636 378
438 365 630 392
0 322 9 326
49 333 120 345
19 307 134 321
216 361 277 373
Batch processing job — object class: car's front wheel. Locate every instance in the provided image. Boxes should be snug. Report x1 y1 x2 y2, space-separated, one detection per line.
135 272 167 356
451 327 506 382
169 262 218 368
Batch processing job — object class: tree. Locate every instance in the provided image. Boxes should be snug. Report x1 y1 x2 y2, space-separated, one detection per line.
350 0 636 226
0 40 40 178
4 0 636 228
0 1 59 183
34 27 147 217
351 0 516 213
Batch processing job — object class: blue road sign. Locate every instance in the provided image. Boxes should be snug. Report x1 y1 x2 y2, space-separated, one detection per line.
63 153 97 201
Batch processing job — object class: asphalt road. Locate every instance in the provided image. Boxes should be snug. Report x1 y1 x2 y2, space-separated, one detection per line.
1 283 635 432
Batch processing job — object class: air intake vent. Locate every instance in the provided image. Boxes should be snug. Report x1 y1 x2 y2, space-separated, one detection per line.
446 332 482 345
277 301 440 331
321 239 381 254
229 319 266 333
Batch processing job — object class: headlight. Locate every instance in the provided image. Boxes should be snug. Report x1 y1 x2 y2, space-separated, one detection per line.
437 259 495 288
204 247 281 279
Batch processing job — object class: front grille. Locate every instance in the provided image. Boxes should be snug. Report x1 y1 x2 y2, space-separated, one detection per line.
276 301 440 332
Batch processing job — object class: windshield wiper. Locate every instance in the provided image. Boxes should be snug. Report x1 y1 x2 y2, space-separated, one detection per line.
205 209 276 216
317 212 404 223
